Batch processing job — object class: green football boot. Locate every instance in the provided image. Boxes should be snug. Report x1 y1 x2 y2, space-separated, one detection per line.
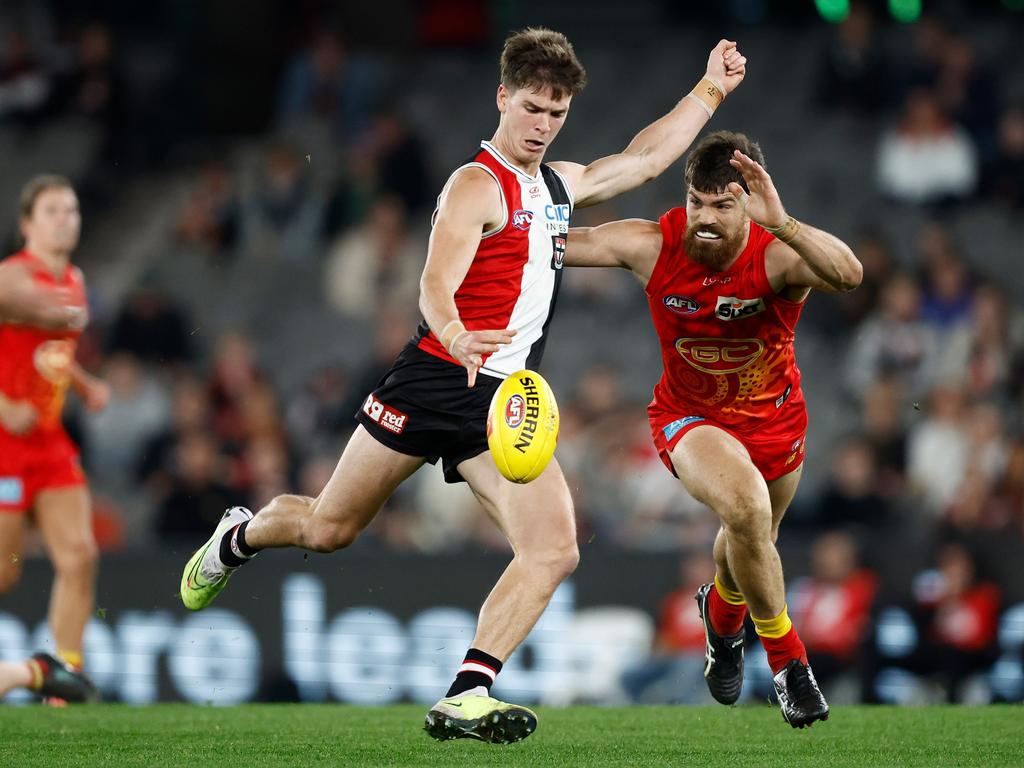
424 691 538 744
180 506 253 611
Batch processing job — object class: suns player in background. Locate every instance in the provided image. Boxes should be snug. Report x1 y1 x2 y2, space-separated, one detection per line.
0 175 107 704
181 30 745 741
566 131 862 728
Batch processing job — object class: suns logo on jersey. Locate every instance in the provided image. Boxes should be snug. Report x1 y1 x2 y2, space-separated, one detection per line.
715 295 766 321
32 339 75 384
675 338 764 374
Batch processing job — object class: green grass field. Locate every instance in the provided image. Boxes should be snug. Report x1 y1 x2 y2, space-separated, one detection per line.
0 704 1019 767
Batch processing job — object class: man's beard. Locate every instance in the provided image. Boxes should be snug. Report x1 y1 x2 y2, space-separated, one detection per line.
683 224 746 271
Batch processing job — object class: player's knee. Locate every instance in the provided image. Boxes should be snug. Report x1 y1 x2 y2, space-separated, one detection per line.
0 563 22 594
718 488 772 539
53 538 99 580
304 520 359 553
524 541 580 586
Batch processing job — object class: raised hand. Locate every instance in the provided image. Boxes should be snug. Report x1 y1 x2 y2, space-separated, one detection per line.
449 328 517 387
705 39 746 95
727 149 787 229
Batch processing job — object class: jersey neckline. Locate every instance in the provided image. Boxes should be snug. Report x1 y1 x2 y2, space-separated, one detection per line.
480 140 540 182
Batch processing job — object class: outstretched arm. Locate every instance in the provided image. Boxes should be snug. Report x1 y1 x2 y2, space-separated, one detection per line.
566 219 664 286
726 150 862 293
550 39 746 209
0 261 87 329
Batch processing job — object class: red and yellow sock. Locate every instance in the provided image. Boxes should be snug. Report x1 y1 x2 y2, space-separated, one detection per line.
752 606 807 675
708 575 747 637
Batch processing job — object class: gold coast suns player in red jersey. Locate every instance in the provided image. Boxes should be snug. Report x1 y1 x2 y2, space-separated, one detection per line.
0 176 108 703
567 131 862 728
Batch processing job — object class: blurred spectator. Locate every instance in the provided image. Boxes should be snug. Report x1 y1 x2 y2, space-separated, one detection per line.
859 376 909 498
235 435 292 511
876 89 977 206
906 385 969 514
935 284 1024 401
910 543 1001 702
241 142 323 262
916 223 972 332
174 160 240 257
156 430 240 539
0 29 50 124
81 353 171 490
844 272 938 400
810 436 895 531
207 331 268 447
137 375 213 497
275 29 373 141
982 106 1024 209
342 308 420 419
621 553 715 704
806 229 894 335
286 365 353 459
365 110 432 215
323 196 422 320
790 531 877 701
932 36 999 159
815 2 890 115
106 285 193 365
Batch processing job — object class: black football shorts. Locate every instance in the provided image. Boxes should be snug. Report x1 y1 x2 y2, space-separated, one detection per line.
354 342 502 483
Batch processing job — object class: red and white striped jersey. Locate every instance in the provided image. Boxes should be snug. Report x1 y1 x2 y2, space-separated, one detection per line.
416 140 573 379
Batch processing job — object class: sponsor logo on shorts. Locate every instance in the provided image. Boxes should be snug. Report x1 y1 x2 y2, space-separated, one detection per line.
362 394 409 435
512 209 533 231
662 416 706 442
675 338 764 374
0 477 24 505
715 295 766 321
504 394 526 428
663 295 700 315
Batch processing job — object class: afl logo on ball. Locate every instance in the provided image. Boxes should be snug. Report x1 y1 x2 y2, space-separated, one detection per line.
512 209 534 231
504 394 526 428
663 295 700 315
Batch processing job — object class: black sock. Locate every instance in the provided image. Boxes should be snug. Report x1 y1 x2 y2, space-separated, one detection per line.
445 648 503 697
219 521 258 568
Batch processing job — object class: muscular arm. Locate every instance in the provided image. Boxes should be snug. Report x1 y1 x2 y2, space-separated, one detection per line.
418 168 516 386
725 149 862 294
550 40 746 208
566 219 664 286
772 227 862 293
0 261 86 330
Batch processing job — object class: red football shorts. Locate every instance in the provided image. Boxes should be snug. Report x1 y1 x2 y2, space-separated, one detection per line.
0 429 86 513
650 401 807 482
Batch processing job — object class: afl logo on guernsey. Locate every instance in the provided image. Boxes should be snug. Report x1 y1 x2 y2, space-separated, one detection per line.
512 210 533 231
504 394 526 428
663 295 700 315
675 338 764 374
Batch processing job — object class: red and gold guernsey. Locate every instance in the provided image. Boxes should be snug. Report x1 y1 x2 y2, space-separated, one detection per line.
646 206 806 439
0 250 85 438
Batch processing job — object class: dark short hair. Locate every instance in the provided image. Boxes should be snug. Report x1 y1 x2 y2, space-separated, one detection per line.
19 174 75 219
500 27 587 101
684 131 766 194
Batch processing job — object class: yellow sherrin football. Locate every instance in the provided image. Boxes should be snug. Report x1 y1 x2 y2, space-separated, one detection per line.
486 369 560 483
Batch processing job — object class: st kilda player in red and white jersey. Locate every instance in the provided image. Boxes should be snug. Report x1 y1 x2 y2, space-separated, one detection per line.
179 30 747 741
567 131 862 728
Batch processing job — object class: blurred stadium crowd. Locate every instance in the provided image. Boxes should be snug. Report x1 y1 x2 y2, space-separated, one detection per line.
2 0 1024 703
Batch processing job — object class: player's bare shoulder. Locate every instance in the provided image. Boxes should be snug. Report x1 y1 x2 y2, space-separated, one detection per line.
434 165 505 234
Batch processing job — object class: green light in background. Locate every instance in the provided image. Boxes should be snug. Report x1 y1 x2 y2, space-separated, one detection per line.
1002 0 1024 10
889 0 922 23
815 0 850 23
